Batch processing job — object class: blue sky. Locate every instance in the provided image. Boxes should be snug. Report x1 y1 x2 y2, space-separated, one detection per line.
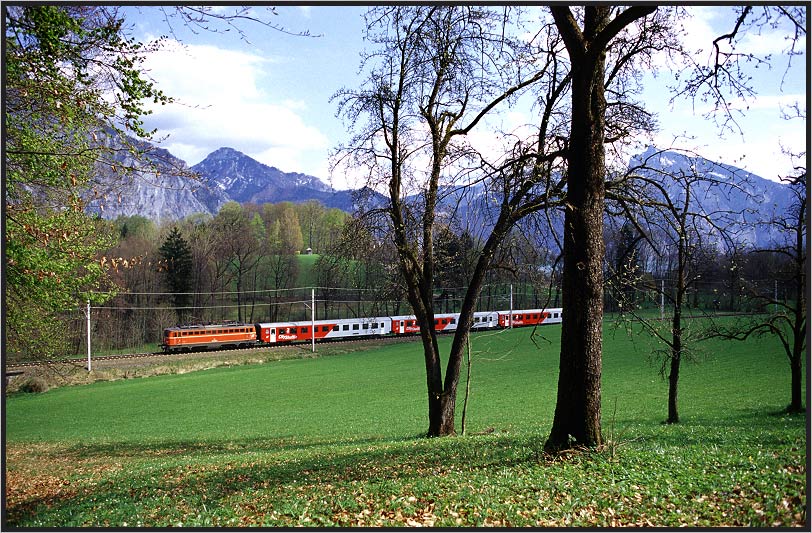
125 5 807 189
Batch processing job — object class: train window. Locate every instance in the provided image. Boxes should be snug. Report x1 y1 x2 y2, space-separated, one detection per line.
271 329 275 334
363 323 369 329
343 324 349 331
434 319 439 325
353 324 359 330
321 326 329 332
372 322 378 328
333 325 339 331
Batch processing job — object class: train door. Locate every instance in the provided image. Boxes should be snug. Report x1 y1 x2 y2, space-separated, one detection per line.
259 324 277 343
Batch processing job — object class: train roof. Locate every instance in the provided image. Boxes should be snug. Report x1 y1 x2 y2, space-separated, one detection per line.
164 322 253 331
256 316 391 328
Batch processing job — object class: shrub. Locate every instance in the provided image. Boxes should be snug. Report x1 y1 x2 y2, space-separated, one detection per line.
18 376 50 394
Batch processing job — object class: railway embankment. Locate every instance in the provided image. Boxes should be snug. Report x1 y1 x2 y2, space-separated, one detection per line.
4 335 419 394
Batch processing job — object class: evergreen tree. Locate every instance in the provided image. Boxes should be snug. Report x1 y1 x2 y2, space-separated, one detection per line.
159 227 193 322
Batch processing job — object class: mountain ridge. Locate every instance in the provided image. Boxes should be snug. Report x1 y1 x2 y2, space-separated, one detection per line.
90 136 792 250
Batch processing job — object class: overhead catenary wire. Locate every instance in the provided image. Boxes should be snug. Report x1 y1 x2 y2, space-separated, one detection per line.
87 286 399 296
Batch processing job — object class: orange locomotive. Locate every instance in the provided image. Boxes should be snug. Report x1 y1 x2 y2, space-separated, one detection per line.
161 323 257 353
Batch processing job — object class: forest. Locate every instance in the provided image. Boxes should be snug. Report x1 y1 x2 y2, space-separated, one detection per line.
18 184 798 372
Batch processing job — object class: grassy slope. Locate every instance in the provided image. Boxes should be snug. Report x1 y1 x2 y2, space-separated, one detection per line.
4 324 807 527
294 252 320 287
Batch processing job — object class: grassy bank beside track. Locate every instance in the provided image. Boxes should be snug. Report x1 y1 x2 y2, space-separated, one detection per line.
4 322 807 527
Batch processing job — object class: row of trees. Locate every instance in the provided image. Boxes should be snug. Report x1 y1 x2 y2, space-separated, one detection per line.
58 202 803 362
107 200 348 325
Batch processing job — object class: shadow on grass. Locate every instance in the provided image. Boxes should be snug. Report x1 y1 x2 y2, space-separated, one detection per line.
627 406 806 448
6 431 545 526
57 432 425 459
7 408 806 527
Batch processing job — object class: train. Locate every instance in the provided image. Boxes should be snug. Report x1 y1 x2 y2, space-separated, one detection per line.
161 308 563 353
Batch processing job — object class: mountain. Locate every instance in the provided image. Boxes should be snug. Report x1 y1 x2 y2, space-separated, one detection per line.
85 136 793 247
420 147 794 250
628 146 795 248
190 147 330 203
191 147 388 212
85 134 230 221
86 140 382 220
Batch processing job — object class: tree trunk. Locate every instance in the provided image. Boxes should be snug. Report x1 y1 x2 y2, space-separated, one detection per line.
428 387 458 436
789 351 803 413
421 326 452 436
667 332 682 424
544 7 609 452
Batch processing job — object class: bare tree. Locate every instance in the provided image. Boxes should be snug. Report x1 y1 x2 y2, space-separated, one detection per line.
542 4 805 450
334 6 568 436
610 149 752 423
708 163 806 413
211 202 263 323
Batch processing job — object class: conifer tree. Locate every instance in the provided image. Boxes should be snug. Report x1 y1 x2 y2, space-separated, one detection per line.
159 227 193 322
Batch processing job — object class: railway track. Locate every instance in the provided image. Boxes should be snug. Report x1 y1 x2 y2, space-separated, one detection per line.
5 334 418 370
7 312 751 371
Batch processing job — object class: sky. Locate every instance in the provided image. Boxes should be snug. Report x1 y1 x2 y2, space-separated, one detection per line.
124 5 807 190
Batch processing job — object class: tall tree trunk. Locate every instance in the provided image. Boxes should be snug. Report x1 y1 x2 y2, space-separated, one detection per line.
545 7 609 452
420 323 451 436
667 320 682 424
789 347 803 413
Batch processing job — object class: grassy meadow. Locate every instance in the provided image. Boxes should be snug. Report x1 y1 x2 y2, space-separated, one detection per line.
4 322 807 527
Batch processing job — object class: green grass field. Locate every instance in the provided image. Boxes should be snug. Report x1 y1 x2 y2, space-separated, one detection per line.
4 323 807 527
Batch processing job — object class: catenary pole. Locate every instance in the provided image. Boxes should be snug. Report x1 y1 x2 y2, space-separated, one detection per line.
86 300 91 372
660 279 665 320
311 288 316 353
774 280 778 313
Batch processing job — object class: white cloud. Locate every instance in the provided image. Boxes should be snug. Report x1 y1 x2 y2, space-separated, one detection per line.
141 39 330 177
